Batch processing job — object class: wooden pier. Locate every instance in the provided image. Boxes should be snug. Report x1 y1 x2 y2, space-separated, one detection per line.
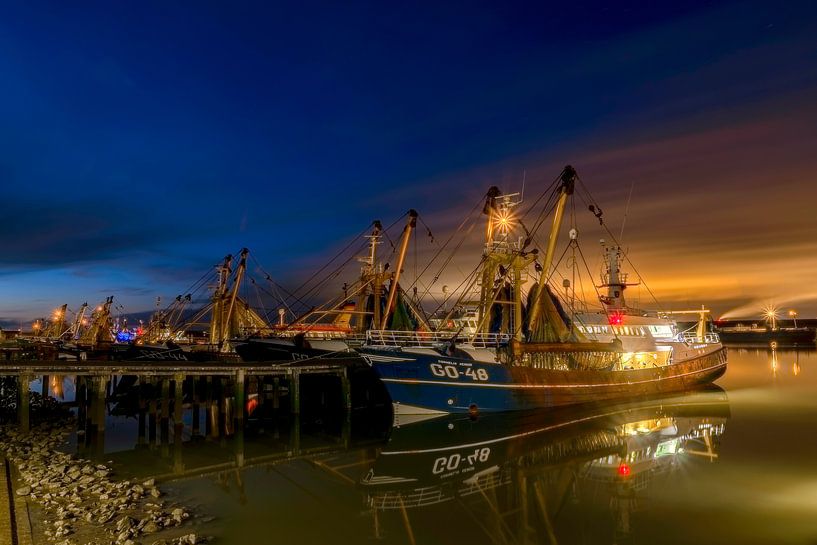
0 358 360 433
0 358 388 545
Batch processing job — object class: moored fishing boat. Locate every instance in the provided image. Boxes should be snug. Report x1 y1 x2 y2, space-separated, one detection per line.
233 333 354 362
714 308 816 347
233 211 430 362
360 166 727 414
103 249 269 362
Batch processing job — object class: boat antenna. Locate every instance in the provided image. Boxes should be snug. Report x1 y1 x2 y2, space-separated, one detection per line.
575 173 666 314
619 181 635 241
520 169 526 202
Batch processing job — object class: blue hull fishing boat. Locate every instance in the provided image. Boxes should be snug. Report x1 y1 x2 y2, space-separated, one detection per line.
360 166 727 415
361 332 725 414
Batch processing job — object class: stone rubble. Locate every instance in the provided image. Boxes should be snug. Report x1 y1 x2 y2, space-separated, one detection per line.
0 420 212 545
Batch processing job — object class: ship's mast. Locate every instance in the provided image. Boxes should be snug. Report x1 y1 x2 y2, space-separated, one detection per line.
70 303 88 340
477 188 499 335
79 296 114 348
221 248 250 348
526 166 576 336
604 244 625 309
356 221 383 333
210 253 233 346
476 187 533 340
483 186 502 247
381 210 418 330
596 241 641 313
42 304 68 339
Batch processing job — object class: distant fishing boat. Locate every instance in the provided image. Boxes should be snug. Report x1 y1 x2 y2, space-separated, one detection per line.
715 325 815 347
360 166 727 415
50 249 273 362
715 308 816 347
233 212 429 363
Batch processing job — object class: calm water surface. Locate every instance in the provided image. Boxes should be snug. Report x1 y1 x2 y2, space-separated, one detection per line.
42 348 817 544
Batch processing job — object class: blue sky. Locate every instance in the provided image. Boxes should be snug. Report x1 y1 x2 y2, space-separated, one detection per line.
2 0 817 325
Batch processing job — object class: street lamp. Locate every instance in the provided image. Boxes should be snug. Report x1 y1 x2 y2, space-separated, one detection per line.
789 309 798 328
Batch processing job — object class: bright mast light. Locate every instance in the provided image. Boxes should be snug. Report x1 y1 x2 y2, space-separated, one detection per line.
494 207 514 237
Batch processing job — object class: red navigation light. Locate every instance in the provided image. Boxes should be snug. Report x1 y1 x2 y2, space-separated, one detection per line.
617 462 631 477
609 313 624 326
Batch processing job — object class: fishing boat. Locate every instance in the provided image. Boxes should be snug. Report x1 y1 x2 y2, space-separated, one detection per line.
72 249 273 362
232 301 360 362
57 297 118 360
359 166 727 414
126 249 269 361
234 212 430 362
714 308 816 347
15 303 77 359
716 325 815 346
572 243 722 368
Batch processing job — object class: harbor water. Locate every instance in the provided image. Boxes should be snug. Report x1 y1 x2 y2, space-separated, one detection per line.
21 348 817 544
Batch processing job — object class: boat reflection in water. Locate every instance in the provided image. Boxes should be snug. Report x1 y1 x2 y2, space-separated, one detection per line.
362 387 729 544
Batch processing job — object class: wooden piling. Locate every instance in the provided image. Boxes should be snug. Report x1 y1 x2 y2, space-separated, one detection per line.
148 378 158 445
173 373 184 444
272 377 280 411
290 414 300 455
94 377 107 433
18 374 30 433
160 378 170 446
234 369 245 431
204 376 214 438
217 377 227 442
340 368 351 411
289 370 301 415
191 375 201 438
90 376 107 455
76 376 87 437
137 376 147 447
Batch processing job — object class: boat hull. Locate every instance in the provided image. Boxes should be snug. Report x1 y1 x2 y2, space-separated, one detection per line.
716 328 815 347
362 346 727 414
233 337 352 363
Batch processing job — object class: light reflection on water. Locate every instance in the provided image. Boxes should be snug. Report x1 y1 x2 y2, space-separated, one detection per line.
33 349 817 544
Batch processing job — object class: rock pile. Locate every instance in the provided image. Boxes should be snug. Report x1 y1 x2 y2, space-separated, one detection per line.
0 420 209 545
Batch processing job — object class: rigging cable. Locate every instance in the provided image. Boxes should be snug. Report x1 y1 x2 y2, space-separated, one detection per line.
403 194 489 308
285 220 381 302
573 174 666 314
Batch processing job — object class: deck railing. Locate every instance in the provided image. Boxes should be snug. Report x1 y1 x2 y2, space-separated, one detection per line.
680 332 720 344
365 330 509 348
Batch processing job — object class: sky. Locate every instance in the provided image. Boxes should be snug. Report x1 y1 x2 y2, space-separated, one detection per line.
2 0 817 327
